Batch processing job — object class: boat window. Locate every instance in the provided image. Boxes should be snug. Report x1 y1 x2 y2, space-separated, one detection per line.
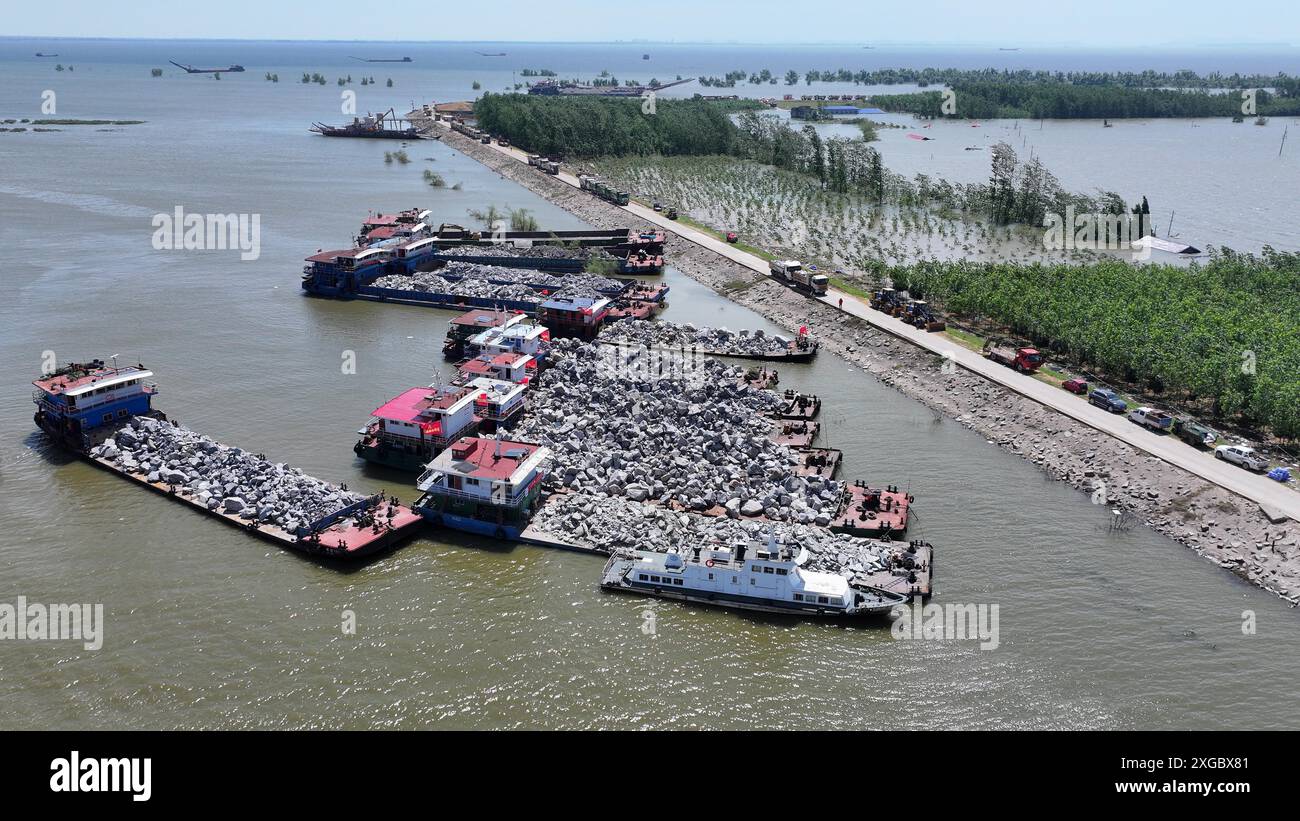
673 579 683 586
102 413 113 423
117 409 128 419
793 593 803 601
817 596 829 604
751 565 761 572
707 573 714 580
776 568 788 576
638 574 647 581
763 567 774 574
829 598 841 606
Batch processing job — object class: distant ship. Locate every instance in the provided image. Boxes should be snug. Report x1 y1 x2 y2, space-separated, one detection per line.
169 61 245 74
311 108 422 140
35 52 59 57
476 51 507 57
642 53 650 60
351 56 413 63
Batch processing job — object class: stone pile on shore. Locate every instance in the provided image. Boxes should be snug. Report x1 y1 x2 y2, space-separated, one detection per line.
513 338 843 522
89 417 366 534
599 319 796 357
532 491 898 575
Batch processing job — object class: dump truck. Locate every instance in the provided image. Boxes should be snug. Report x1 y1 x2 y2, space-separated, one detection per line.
1173 418 1217 448
769 259 829 296
983 343 1043 373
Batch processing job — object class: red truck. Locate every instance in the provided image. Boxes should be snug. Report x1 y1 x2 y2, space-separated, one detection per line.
983 343 1043 373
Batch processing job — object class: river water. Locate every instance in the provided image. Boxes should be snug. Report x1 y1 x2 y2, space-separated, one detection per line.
2 39 1298 729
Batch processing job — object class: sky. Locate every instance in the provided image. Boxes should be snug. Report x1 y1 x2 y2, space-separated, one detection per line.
6 0 1299 47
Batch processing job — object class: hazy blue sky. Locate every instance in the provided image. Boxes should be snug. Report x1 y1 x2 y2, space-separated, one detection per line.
7 0 1298 46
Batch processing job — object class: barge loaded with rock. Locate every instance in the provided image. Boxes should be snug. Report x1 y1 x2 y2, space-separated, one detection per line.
33 360 423 559
598 319 819 362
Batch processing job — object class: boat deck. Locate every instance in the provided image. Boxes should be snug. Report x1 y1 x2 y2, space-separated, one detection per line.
771 420 819 448
775 392 820 420
829 483 911 538
793 446 841 478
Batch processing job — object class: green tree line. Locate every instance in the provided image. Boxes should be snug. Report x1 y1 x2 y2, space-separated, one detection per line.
878 250 1300 438
870 83 1300 119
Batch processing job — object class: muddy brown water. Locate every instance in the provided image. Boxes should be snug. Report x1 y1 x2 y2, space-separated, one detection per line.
2 42 1298 729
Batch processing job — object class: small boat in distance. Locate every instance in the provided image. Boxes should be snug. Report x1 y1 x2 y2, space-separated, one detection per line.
35 52 60 57
351 56 413 63
602 537 912 618
169 60 245 74
476 51 508 57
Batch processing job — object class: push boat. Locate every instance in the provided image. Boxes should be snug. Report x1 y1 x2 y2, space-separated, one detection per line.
600 537 911 617
442 308 530 360
413 436 550 539
354 384 481 472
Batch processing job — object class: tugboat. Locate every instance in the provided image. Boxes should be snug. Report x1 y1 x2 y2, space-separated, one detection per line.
354 384 480 471
33 358 161 451
600 536 909 617
414 436 550 539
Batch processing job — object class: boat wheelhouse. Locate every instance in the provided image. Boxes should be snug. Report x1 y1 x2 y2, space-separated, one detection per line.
537 296 610 340
414 436 550 539
601 538 909 617
466 377 528 432
465 320 550 363
456 351 537 386
357 208 431 245
354 385 480 471
442 308 529 360
32 359 160 451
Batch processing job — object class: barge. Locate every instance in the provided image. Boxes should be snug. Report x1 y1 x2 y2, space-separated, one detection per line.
793 447 841 479
600 537 910 617
830 481 912 538
34 360 422 559
771 419 819 448
775 390 820 420
414 436 550 540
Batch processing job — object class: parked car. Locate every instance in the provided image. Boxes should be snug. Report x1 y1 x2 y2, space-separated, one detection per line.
652 201 663 212
1173 418 1217 448
1215 444 1269 472
725 231 739 243
1088 388 1127 413
1062 378 1089 395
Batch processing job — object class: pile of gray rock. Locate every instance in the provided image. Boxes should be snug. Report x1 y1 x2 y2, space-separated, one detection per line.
532 492 893 575
371 263 621 302
439 244 594 262
89 417 366 534
598 320 796 357
513 338 842 522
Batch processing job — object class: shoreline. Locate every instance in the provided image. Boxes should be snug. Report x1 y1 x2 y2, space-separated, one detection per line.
439 128 1300 605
